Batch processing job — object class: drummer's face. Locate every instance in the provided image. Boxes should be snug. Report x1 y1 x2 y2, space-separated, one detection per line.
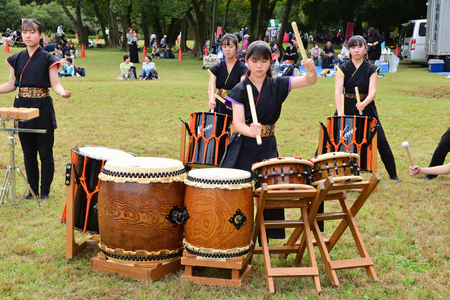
350 44 365 60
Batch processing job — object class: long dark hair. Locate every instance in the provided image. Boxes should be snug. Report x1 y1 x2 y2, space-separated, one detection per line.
368 27 377 38
21 19 44 48
246 41 273 77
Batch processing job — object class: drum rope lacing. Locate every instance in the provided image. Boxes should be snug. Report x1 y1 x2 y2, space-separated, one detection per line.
326 116 377 172
101 249 183 262
186 112 231 166
101 167 186 179
60 147 105 232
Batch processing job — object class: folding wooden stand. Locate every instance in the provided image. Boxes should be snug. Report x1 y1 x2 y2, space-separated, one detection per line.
180 251 252 287
251 184 331 294
283 175 380 286
91 252 183 281
65 163 99 259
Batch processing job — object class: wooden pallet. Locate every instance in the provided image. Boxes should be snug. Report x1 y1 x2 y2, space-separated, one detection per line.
91 252 183 281
180 252 252 287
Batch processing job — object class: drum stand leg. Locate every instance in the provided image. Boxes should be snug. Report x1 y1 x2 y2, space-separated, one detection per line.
0 127 40 207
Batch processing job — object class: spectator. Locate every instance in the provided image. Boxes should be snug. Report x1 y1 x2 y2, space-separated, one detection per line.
139 55 160 80
126 27 139 63
150 34 156 48
310 42 322 66
270 41 280 62
1 28 13 46
59 58 75 77
68 42 78 58
160 35 167 49
56 24 66 43
283 40 299 64
116 55 134 80
337 41 350 64
242 34 249 51
321 41 335 68
54 43 64 59
88 39 94 48
367 27 385 66
151 45 160 59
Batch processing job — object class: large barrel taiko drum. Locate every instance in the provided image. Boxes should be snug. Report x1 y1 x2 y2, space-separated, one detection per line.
183 168 254 258
97 157 187 264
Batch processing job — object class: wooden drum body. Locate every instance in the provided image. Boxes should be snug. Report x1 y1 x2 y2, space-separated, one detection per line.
185 112 232 168
184 168 254 258
311 152 363 185
70 146 135 233
97 157 187 264
326 116 377 172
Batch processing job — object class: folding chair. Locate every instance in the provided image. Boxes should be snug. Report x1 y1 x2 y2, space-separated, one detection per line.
251 182 331 293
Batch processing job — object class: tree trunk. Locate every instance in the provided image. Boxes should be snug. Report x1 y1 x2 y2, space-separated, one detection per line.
92 0 108 44
221 0 232 31
121 4 132 52
107 1 121 48
277 0 294 56
141 14 150 49
210 0 218 43
190 0 207 57
180 17 190 52
167 18 182 48
248 0 279 42
59 0 88 46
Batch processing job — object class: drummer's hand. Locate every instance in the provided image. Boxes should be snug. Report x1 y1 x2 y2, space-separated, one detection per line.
356 100 366 112
250 122 261 137
61 89 71 98
410 166 421 175
302 59 315 72
208 100 216 110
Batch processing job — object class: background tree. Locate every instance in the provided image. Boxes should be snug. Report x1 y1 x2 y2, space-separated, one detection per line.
0 0 23 31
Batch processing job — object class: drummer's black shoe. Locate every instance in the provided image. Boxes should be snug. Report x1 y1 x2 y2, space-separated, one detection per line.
423 175 436 180
25 192 38 199
40 194 49 201
390 176 402 183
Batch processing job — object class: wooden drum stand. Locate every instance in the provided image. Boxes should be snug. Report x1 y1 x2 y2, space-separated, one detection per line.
0 108 42 206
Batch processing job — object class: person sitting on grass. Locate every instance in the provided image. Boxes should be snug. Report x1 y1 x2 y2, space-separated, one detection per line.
116 55 134 80
58 58 75 77
139 56 160 80
310 42 322 66
337 41 350 64
151 45 160 59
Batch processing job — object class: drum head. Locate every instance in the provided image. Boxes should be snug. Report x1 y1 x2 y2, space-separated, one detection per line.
74 146 134 160
251 157 314 172
100 157 186 183
185 168 253 189
313 152 360 162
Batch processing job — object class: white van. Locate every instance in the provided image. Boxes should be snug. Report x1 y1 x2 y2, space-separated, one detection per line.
399 19 427 63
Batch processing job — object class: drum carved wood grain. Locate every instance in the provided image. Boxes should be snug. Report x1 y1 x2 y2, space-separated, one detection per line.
184 186 253 250
98 181 185 252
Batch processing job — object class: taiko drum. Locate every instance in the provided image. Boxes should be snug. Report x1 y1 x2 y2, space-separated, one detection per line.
311 152 363 185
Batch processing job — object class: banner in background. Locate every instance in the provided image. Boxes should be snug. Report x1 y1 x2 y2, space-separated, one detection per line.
345 23 354 41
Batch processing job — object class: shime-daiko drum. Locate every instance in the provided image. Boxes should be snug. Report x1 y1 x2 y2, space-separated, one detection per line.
183 168 254 258
185 112 232 168
61 146 135 233
311 152 363 185
324 116 377 172
97 157 187 264
251 157 315 195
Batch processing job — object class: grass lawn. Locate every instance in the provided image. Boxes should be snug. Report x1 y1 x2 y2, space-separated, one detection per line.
0 42 449 299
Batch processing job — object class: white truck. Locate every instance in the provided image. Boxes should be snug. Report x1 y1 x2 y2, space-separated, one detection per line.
425 0 450 61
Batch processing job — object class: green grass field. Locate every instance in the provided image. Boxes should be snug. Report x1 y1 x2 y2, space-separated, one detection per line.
0 43 449 299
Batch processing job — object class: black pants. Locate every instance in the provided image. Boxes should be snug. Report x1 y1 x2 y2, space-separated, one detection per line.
18 129 55 196
375 119 398 179
322 55 335 68
283 53 298 64
426 126 450 179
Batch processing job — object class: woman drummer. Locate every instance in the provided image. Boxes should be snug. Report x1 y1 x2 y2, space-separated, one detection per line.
208 34 248 117
334 35 400 182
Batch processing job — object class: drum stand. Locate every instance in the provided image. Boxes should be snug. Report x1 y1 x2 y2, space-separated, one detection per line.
180 251 252 287
0 119 44 206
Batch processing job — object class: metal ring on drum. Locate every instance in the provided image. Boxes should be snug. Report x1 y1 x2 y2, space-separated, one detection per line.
97 157 187 264
183 168 254 259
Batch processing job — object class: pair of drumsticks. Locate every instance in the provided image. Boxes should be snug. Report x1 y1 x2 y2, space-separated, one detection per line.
340 87 363 116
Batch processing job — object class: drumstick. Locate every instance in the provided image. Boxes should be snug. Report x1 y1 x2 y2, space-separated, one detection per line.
71 86 91 93
246 84 262 145
291 22 313 78
214 94 226 105
340 94 344 116
402 141 414 167
355 86 363 115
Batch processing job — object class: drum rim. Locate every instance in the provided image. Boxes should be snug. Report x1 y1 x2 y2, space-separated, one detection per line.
191 111 230 118
327 115 375 121
187 168 252 182
313 152 360 162
73 145 135 160
251 157 314 171
254 183 315 194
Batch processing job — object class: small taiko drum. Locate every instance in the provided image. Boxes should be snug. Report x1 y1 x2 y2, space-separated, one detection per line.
311 152 363 185
97 157 187 264
65 146 135 233
185 112 232 168
251 157 314 193
325 116 377 172
183 168 254 258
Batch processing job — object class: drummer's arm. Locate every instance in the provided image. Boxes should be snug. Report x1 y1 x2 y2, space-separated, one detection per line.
232 102 261 138
208 73 217 109
410 163 450 176
334 70 344 116
357 72 377 111
0 67 16 94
